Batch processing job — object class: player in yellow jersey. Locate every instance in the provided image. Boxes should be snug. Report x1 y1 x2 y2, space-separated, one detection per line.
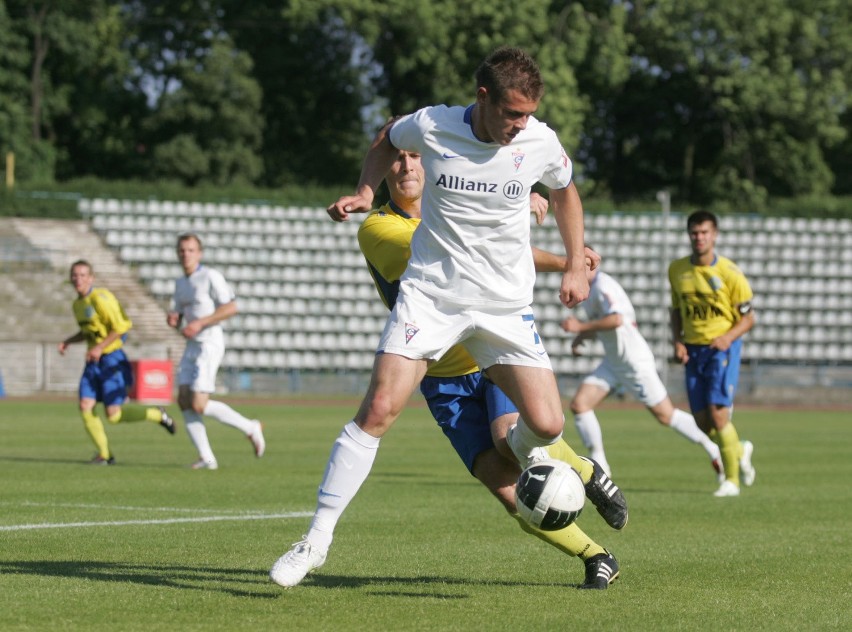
668 211 756 497
271 149 626 590
59 260 175 464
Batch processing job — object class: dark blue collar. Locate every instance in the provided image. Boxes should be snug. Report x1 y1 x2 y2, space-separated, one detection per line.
388 199 413 219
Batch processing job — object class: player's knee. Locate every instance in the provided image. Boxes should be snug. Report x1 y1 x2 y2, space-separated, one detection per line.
569 399 584 415
106 409 122 424
357 392 402 433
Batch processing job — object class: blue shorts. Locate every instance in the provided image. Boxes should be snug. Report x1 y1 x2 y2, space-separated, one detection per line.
79 349 133 406
420 372 517 474
684 340 742 412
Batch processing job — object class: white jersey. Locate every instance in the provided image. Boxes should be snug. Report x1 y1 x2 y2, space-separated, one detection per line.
172 265 235 345
390 104 573 308
581 271 656 365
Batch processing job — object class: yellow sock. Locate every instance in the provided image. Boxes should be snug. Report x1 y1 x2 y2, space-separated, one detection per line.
545 439 594 483
717 422 741 484
81 410 110 459
512 514 605 560
108 404 161 424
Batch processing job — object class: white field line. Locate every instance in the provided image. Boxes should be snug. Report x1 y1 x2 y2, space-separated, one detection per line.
0 503 313 532
10 501 253 514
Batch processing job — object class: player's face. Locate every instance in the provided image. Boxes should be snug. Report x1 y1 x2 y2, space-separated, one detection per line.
688 221 717 257
475 88 539 145
386 150 424 204
177 238 203 274
69 265 93 297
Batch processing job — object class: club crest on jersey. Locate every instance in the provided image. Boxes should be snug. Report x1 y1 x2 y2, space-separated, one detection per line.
708 276 722 291
405 322 420 344
512 150 525 172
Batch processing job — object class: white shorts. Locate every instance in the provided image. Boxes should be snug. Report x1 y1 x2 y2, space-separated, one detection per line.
178 339 224 393
583 357 667 407
378 284 552 371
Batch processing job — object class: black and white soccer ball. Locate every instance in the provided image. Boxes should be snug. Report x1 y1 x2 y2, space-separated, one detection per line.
515 458 585 531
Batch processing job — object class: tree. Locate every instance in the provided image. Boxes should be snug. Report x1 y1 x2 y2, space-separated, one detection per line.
146 36 264 186
0 0 42 182
596 0 852 208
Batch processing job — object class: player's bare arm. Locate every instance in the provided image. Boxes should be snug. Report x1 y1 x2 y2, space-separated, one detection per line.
328 118 401 223
58 331 86 355
710 308 756 351
182 301 238 339
549 182 589 307
86 330 122 363
669 308 689 364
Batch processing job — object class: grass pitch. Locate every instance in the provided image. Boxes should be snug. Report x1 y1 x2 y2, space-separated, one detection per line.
0 398 850 631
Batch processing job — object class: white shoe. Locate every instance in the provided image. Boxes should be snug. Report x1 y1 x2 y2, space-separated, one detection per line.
191 458 218 470
714 480 740 497
270 538 327 588
248 421 266 458
739 440 755 487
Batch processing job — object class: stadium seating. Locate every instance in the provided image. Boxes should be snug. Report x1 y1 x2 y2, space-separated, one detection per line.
79 198 852 373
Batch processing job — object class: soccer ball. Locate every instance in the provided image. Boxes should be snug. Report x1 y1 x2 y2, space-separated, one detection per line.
515 459 585 531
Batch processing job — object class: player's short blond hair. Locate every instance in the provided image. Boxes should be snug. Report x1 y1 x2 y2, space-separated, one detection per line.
176 232 203 250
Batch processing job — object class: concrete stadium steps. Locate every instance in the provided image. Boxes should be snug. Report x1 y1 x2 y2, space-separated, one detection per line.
7 218 182 364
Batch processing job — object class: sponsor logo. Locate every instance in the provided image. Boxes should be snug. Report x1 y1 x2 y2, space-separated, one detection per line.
503 180 524 199
142 370 170 387
442 152 461 159
528 472 547 482
435 173 497 193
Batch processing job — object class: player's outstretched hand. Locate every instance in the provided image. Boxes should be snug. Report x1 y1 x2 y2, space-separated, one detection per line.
327 194 372 222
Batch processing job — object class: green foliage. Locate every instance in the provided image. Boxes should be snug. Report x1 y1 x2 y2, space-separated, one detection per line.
1 401 850 630
146 36 264 186
0 0 849 205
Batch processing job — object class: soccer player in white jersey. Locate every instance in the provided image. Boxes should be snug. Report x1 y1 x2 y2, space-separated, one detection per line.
561 257 723 480
270 46 627 588
167 233 265 470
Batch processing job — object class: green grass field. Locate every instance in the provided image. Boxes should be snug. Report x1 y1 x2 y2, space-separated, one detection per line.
1 398 850 631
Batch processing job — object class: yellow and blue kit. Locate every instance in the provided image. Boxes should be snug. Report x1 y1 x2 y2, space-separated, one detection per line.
669 255 753 409
72 287 134 405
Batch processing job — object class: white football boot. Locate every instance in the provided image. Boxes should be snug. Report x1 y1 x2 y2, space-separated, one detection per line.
248 421 266 458
739 440 756 487
270 538 327 588
713 480 740 497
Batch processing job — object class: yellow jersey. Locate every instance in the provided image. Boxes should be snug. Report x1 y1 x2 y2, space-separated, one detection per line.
668 255 753 345
72 287 132 353
357 201 479 378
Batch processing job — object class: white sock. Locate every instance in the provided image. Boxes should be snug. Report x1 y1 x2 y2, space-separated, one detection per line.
306 421 381 552
203 400 255 434
506 416 560 464
669 408 721 461
574 410 611 474
183 409 216 463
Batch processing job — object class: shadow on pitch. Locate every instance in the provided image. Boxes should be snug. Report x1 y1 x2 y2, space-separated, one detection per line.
306 573 578 594
0 560 279 598
1 561 583 597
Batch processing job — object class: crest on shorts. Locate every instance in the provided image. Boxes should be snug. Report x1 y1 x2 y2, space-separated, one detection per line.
405 322 420 344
